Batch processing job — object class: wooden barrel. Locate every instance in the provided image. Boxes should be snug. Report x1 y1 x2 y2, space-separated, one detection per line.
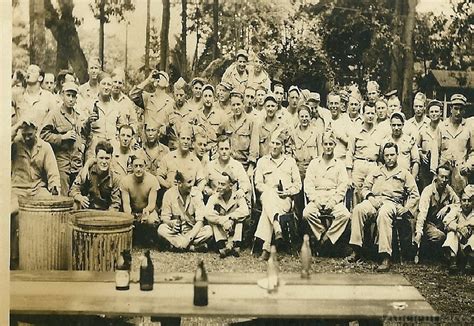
18 196 74 270
71 210 133 272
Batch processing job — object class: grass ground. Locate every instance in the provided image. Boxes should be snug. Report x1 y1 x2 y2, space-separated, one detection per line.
127 248 474 326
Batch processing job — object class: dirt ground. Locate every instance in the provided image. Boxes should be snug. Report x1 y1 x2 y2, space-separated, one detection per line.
127 248 474 326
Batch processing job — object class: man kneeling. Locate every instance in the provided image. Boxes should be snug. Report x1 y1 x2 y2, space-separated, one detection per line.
158 170 213 251
206 172 249 258
303 132 350 254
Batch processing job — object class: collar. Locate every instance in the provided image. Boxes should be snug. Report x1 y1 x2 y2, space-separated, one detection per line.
380 165 403 179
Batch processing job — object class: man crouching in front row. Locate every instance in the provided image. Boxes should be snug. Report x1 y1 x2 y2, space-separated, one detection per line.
206 172 249 258
347 142 420 272
158 170 213 252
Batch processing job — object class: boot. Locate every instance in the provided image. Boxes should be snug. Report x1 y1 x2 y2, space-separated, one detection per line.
377 254 391 272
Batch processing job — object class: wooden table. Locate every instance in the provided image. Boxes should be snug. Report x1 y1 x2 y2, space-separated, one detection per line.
10 271 439 323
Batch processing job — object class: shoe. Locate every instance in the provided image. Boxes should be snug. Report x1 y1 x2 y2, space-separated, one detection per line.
377 257 391 272
346 251 361 263
275 231 283 241
219 248 230 259
194 243 208 253
259 249 270 261
448 257 458 275
231 247 241 257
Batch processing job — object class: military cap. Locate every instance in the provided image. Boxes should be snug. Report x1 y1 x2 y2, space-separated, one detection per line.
191 77 206 87
450 93 467 106
62 82 79 93
236 49 249 60
427 99 443 110
390 111 406 123
202 84 215 94
230 90 244 100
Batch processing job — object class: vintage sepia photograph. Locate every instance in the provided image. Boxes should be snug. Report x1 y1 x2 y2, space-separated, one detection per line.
4 0 473 325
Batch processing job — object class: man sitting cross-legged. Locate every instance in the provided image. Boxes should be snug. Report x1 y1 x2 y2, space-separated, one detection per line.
347 142 420 272
157 170 213 252
206 172 250 258
303 131 350 255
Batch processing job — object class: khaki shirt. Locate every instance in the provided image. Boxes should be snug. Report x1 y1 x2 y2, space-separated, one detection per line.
70 163 121 211
113 93 139 133
157 150 205 188
85 99 123 142
380 134 420 172
205 158 251 195
437 119 473 166
129 87 174 127
304 156 348 205
347 124 379 169
258 115 291 158
11 138 61 194
12 88 58 129
289 124 322 179
415 182 459 235
405 116 430 143
222 64 248 93
255 154 302 196
362 165 420 215
219 113 259 166
161 186 206 226
139 143 170 176
325 114 351 162
206 190 249 225
247 68 271 91
40 105 86 174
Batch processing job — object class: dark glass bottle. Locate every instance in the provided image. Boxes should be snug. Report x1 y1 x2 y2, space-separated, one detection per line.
277 180 284 192
193 260 208 306
140 250 154 291
115 251 130 290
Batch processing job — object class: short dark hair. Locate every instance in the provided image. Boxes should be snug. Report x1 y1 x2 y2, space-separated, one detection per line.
95 140 114 155
382 142 398 155
175 171 184 183
362 103 375 113
118 124 135 136
437 163 452 177
217 135 231 148
221 171 236 185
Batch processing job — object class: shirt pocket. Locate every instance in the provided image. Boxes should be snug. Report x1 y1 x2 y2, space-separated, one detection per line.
234 127 251 151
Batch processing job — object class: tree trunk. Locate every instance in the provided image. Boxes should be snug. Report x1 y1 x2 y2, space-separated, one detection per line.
401 0 417 117
29 0 46 66
45 0 88 83
181 0 187 66
212 0 219 60
389 0 402 92
99 0 105 70
160 0 171 71
145 0 151 73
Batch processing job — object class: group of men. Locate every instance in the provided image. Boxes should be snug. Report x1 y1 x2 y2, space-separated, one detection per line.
10 49 473 273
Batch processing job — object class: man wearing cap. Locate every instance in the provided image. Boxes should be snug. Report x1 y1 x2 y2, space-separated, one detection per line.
258 93 291 157
405 92 430 143
283 86 302 128
380 112 420 179
436 93 473 194
78 57 101 109
303 131 350 253
121 154 160 225
347 142 419 271
184 77 205 112
418 99 443 190
325 92 351 165
70 140 122 211
222 49 249 93
247 52 271 91
129 69 174 128
254 130 301 260
347 104 379 205
157 126 206 191
206 171 250 258
11 119 61 269
366 81 380 105
12 64 58 129
158 170 213 251
413 164 459 258
111 68 139 135
192 84 227 158
306 92 330 129
216 81 233 115
40 81 87 196
163 77 195 150
218 91 259 175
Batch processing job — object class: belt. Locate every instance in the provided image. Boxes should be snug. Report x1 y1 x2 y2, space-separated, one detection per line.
354 157 376 163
